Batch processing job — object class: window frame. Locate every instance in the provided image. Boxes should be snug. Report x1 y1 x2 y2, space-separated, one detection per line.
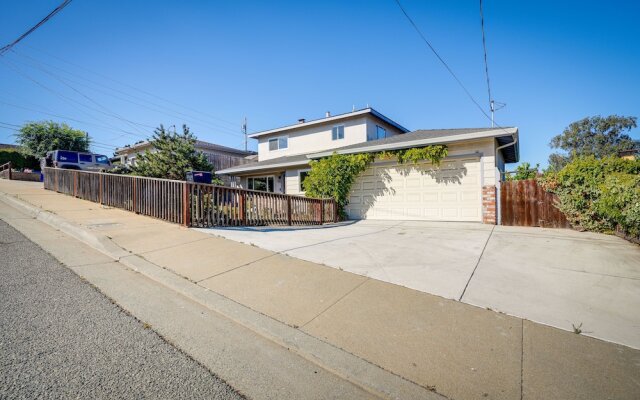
268 136 288 151
375 125 387 140
247 176 275 192
331 125 345 141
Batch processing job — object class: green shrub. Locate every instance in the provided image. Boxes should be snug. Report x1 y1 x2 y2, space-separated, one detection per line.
303 153 375 218
539 156 640 235
596 174 640 237
0 149 40 170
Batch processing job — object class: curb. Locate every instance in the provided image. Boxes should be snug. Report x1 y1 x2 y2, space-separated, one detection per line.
0 192 444 400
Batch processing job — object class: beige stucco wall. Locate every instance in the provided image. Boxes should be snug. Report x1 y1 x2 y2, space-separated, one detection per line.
257 117 369 161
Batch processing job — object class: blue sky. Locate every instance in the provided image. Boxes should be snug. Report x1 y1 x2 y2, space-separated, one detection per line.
1 0 638 168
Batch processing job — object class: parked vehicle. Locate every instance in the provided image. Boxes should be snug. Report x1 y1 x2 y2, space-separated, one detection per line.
42 150 114 172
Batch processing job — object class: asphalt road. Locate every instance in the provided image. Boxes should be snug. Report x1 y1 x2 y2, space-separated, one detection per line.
0 219 245 400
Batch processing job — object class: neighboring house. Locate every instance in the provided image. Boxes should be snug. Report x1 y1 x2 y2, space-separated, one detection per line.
114 140 256 171
217 107 519 224
618 148 638 160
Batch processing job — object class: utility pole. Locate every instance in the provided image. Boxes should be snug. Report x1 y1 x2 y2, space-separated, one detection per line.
242 117 248 151
490 100 495 128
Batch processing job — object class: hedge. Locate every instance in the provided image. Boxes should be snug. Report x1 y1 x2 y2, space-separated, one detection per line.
0 149 40 170
539 156 640 239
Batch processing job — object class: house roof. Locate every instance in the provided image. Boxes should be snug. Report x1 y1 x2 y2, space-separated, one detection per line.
248 107 410 138
217 154 310 175
309 127 519 162
217 127 519 175
115 140 255 157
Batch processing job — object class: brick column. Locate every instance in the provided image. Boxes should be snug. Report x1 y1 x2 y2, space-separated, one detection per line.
482 185 497 225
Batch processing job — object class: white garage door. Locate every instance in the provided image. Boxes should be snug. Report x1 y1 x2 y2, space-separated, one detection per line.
346 158 482 222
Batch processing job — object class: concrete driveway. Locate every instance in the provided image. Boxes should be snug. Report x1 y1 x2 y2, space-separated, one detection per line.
197 221 640 348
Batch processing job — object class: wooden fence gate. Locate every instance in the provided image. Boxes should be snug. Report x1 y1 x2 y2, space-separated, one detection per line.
500 179 570 228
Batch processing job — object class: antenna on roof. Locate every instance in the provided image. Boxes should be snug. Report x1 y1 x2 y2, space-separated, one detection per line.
352 104 355 112
366 103 370 108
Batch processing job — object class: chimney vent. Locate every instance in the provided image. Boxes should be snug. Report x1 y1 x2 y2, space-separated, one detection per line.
298 118 306 124
325 111 331 118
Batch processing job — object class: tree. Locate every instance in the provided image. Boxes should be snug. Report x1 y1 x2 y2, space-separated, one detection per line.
548 115 638 170
17 121 90 158
506 162 539 181
132 124 220 182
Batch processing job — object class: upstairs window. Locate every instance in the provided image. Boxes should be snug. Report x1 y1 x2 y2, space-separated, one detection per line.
332 125 345 140
268 137 288 151
376 125 387 140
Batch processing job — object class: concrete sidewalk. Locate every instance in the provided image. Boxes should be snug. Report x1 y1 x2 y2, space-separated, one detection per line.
1 179 639 400
197 220 640 349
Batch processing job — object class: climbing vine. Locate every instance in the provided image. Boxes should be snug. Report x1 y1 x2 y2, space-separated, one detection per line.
303 145 448 218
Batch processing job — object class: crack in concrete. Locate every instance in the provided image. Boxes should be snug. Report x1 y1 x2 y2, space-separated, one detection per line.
458 225 495 301
300 278 371 329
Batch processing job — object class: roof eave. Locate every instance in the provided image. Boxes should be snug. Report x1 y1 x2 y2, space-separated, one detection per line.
248 108 409 138
308 128 519 159
217 159 310 175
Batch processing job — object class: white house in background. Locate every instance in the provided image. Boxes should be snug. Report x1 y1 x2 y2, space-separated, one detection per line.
217 108 519 224
114 140 256 171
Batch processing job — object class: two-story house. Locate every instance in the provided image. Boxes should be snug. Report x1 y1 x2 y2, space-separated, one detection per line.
217 108 519 224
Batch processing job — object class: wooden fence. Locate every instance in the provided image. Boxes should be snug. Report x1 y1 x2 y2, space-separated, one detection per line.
500 179 570 228
43 168 336 227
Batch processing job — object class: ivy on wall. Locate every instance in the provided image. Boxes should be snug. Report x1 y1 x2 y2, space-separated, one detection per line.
303 145 448 218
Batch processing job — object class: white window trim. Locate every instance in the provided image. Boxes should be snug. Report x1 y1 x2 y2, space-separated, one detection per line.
298 168 311 192
332 125 345 141
268 135 289 152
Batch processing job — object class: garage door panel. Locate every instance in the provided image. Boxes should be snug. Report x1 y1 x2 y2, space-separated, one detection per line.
347 159 482 222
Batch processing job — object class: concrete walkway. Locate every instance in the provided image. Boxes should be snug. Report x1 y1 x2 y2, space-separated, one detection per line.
1 179 639 400
197 220 640 349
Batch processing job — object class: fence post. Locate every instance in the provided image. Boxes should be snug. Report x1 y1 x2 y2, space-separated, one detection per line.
8 161 12 180
132 178 137 213
320 200 325 225
333 199 338 223
182 182 190 227
287 196 292 226
73 171 78 197
54 169 58 192
240 191 246 225
99 174 103 204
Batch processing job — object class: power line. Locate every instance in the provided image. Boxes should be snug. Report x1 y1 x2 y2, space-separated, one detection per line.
0 98 143 139
393 0 493 122
0 58 150 139
9 50 245 139
2 56 154 134
22 44 242 130
479 0 492 115
0 0 73 55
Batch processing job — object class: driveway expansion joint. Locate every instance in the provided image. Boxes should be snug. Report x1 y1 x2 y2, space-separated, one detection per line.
458 224 495 301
